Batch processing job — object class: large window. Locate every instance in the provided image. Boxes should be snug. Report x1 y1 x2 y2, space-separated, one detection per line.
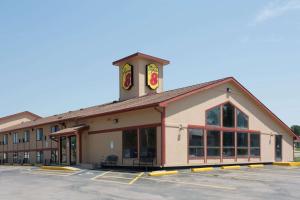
223 103 235 127
237 109 249 129
123 130 138 159
3 134 8 145
51 125 60 133
223 132 235 157
24 130 30 143
36 128 43 141
250 133 260 157
36 151 43 163
203 102 261 161
24 152 30 163
237 132 248 156
13 133 18 144
207 131 220 157
206 107 221 126
3 152 7 163
139 127 156 159
13 152 18 163
188 129 204 158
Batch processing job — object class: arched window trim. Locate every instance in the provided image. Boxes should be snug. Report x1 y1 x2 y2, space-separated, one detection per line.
205 101 249 130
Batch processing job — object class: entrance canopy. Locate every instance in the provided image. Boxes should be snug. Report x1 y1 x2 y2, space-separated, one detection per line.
50 125 89 137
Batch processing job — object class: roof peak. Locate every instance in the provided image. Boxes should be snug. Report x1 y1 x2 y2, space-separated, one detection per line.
112 52 170 66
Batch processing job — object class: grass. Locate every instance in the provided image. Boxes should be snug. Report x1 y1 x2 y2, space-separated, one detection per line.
294 157 300 162
296 148 300 152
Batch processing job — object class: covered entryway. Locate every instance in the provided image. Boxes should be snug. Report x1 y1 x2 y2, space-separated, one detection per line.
50 125 89 166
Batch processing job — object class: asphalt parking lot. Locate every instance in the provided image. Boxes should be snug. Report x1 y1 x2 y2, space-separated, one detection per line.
0 165 300 200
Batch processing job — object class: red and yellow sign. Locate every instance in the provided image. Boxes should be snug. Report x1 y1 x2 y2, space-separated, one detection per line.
121 64 133 90
146 64 159 90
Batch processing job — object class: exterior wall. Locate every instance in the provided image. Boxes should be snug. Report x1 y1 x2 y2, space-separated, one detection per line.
0 123 61 164
164 82 294 167
77 107 162 166
118 58 164 101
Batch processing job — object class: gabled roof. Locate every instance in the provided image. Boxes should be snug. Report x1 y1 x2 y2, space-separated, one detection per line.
0 77 296 139
0 111 41 123
0 77 229 133
50 125 89 136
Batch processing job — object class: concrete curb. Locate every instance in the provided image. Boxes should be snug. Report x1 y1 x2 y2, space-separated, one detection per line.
191 167 214 172
221 165 241 170
248 164 264 168
40 166 80 171
148 170 178 176
273 162 300 167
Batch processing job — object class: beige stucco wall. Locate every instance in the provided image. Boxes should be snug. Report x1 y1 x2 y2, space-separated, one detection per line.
0 123 61 164
77 107 162 166
118 59 164 101
164 82 294 167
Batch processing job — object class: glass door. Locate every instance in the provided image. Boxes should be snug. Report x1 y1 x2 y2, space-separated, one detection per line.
275 135 282 161
69 136 77 165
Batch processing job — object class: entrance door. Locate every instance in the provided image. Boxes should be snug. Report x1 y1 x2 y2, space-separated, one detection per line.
275 135 282 161
69 136 77 165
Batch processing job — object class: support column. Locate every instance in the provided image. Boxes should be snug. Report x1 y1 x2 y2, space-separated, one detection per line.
76 132 81 165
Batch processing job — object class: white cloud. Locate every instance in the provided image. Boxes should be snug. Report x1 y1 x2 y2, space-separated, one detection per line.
254 0 300 24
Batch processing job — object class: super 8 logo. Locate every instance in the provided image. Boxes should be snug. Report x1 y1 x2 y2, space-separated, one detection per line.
121 64 133 90
146 64 159 90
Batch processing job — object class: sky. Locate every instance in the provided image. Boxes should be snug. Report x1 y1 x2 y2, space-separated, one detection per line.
0 0 299 126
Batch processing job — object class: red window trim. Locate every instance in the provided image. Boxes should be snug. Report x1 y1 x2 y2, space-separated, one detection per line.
187 124 261 163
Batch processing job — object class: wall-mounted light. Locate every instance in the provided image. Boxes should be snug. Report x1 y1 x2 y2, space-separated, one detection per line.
226 87 232 93
113 118 119 124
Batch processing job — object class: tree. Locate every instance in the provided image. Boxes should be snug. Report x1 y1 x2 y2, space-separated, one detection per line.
291 125 300 136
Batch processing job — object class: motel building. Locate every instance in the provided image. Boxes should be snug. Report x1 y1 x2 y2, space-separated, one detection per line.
0 52 297 168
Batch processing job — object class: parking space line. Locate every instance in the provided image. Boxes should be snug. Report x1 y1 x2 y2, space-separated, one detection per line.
141 177 236 190
129 172 144 185
92 178 130 185
103 175 133 180
91 171 111 180
25 171 74 177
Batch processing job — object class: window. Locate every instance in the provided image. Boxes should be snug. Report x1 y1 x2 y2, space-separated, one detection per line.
13 152 18 163
139 127 156 159
24 130 30 142
51 150 58 164
51 125 60 133
223 132 235 157
207 130 220 156
13 133 18 144
223 103 235 127
3 134 8 145
36 151 43 163
36 128 43 141
206 107 221 126
188 129 204 158
237 132 248 156
250 133 260 157
24 152 30 163
123 129 137 158
237 109 249 129
3 152 7 163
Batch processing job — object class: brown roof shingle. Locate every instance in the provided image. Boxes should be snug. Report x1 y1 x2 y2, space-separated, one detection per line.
0 77 230 133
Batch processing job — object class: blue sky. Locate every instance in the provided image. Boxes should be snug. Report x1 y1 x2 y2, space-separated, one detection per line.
0 0 299 126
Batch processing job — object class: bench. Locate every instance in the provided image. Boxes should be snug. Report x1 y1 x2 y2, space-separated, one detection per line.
101 155 118 167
